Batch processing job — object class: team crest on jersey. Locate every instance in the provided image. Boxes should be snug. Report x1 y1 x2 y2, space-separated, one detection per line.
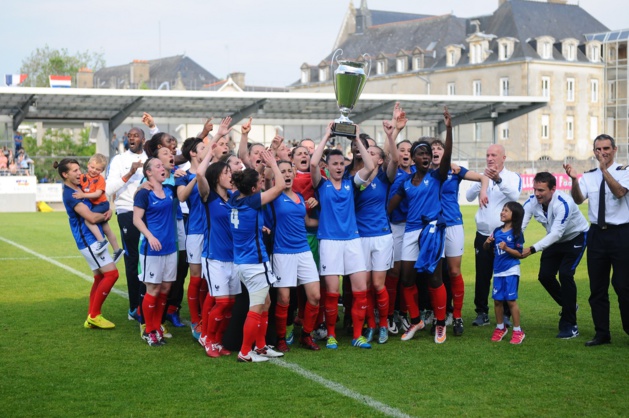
447 174 452 181
423 179 429 186
507 235 512 242
370 182 376 190
344 184 350 190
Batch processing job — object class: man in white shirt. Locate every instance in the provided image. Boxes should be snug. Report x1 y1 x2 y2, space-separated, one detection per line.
521 172 589 339
106 127 148 320
466 144 521 327
564 134 629 347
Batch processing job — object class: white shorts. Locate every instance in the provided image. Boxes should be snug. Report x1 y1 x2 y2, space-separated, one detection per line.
271 252 320 288
177 219 186 251
186 234 203 264
235 261 277 294
361 235 394 272
138 252 177 284
391 222 406 262
79 247 114 271
401 229 422 262
319 238 366 276
444 225 465 258
202 258 241 297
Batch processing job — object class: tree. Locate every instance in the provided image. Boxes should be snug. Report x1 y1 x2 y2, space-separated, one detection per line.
20 45 106 87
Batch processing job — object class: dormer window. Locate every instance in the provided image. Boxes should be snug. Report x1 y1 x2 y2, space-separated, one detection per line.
446 45 463 67
412 54 424 70
536 36 556 59
396 57 407 73
497 37 517 61
376 59 387 75
318 67 328 82
561 38 579 61
470 44 482 64
587 41 602 63
300 64 310 84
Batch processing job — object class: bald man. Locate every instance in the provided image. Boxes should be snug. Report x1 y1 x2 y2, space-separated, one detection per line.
466 144 522 327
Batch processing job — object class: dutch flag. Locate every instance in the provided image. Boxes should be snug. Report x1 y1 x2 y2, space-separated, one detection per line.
5 74 28 86
49 75 72 88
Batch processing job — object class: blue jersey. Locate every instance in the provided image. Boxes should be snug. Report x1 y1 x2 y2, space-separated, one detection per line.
134 187 177 256
315 178 359 240
143 173 182 220
228 192 268 264
395 169 443 232
490 227 524 277
265 192 310 254
203 190 234 262
355 169 391 237
441 167 468 227
62 185 100 250
176 171 206 234
388 166 416 224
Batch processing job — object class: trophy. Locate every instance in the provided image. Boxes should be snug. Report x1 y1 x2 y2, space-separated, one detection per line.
331 49 371 138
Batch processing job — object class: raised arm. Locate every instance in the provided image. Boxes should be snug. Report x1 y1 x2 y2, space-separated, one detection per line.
383 119 402 183
355 126 375 181
238 117 253 167
438 107 453 180
260 150 284 205
564 163 585 204
310 122 333 189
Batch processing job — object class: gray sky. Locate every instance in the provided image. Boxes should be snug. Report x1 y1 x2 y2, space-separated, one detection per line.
1 0 626 87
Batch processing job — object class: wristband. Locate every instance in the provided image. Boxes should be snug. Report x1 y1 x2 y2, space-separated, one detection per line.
530 247 536 254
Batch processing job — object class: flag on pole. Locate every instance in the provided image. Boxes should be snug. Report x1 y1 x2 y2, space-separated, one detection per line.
5 74 28 86
49 75 72 88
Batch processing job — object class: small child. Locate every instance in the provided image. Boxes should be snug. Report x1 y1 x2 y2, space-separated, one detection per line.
73 153 124 263
483 201 525 345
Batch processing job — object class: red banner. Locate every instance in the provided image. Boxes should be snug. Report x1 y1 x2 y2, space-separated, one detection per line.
520 173 580 191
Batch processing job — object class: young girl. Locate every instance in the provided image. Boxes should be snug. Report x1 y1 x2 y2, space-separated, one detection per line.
483 201 526 345
72 153 124 263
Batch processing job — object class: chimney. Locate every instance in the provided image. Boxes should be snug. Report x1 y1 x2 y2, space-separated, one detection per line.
229 72 246 90
355 0 371 35
76 68 94 88
130 59 150 88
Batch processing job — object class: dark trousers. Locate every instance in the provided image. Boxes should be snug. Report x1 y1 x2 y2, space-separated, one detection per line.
587 224 629 338
117 211 145 311
538 232 586 328
474 231 510 316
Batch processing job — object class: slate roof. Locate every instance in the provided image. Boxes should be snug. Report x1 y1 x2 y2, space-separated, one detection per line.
94 55 221 91
370 10 433 26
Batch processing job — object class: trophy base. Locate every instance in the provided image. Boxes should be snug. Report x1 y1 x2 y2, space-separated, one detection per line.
331 122 356 138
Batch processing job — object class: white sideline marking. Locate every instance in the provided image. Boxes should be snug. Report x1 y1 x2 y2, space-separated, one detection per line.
0 256 82 260
0 236 411 417
272 359 413 418
0 236 128 299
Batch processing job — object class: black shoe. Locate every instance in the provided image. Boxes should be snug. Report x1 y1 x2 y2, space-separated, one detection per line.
585 336 611 347
453 318 464 336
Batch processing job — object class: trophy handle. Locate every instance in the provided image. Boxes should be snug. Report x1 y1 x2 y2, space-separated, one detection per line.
331 49 343 95
362 53 372 78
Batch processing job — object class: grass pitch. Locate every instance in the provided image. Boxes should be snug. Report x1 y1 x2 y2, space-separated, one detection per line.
1 207 628 417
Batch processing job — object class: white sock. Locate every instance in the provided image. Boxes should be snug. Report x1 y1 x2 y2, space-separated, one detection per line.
513 326 521 332
496 323 505 330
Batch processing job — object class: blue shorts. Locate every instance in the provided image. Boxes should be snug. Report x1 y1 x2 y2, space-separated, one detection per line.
91 201 110 214
492 275 519 301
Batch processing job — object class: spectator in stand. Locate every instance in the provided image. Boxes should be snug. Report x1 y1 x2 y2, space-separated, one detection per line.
0 148 8 170
14 132 23 153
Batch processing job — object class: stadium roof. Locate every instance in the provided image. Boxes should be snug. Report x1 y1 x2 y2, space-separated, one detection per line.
0 87 547 133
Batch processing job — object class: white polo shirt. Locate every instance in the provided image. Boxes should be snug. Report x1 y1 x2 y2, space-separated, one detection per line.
578 163 629 226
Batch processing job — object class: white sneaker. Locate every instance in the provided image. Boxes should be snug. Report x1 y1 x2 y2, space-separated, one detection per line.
238 350 269 363
401 320 425 341
255 345 284 358
387 317 399 335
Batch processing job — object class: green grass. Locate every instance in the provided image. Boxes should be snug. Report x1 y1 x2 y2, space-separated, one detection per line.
0 207 628 417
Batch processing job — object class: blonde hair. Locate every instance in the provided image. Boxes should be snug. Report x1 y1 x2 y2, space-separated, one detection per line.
89 153 108 169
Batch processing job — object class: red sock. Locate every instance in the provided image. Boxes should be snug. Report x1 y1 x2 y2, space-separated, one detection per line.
199 279 208 310
201 292 213 339
275 302 289 339
451 274 465 318
167 305 178 315
429 284 447 321
91 270 118 317
216 299 234 344
89 273 104 317
297 286 306 323
187 276 203 324
157 292 168 325
256 311 269 349
207 298 230 343
240 311 261 355
385 275 398 316
365 288 376 329
143 293 158 333
351 291 368 340
303 301 319 334
324 292 339 338
316 284 326 326
376 287 389 327
402 285 420 319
